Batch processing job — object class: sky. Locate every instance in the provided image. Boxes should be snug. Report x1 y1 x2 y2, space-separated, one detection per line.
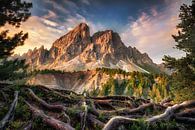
2 0 191 64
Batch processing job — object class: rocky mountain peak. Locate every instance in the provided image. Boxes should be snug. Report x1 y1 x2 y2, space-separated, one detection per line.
22 23 162 73
49 23 91 61
52 23 90 48
92 30 124 48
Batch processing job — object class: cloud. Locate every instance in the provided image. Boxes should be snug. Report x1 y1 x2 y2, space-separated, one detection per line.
43 10 57 19
62 13 106 35
121 0 188 64
0 16 65 55
81 0 90 5
0 12 105 55
41 18 59 27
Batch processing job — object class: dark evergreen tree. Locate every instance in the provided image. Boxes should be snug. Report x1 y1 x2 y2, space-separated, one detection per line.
163 0 195 85
0 0 32 80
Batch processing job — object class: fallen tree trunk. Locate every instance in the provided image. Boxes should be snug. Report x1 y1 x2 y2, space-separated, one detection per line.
25 100 74 130
0 91 19 130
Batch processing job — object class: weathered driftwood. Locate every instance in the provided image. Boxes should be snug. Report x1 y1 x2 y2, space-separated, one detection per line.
25 100 74 130
0 91 19 130
28 88 66 112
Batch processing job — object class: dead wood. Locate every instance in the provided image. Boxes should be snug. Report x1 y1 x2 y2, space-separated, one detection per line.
103 116 139 130
160 98 172 105
23 122 32 130
81 100 88 130
27 88 66 112
87 114 105 129
175 108 195 117
102 103 154 115
89 95 134 101
25 100 74 130
0 91 7 102
94 100 116 110
174 116 195 124
94 99 133 108
0 91 19 130
103 100 195 130
147 100 195 123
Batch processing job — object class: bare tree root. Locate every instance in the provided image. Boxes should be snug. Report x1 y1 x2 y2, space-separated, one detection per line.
87 100 99 116
0 90 7 102
103 116 139 130
25 100 74 130
89 95 134 101
174 116 195 124
103 100 195 130
94 99 133 108
160 98 172 105
101 103 154 116
23 121 32 130
81 99 88 130
51 88 82 97
87 114 105 129
0 91 19 130
94 100 116 110
175 108 195 117
147 100 195 123
27 88 66 112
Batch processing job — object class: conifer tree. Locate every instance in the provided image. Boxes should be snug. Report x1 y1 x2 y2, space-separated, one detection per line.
0 0 32 80
163 0 195 85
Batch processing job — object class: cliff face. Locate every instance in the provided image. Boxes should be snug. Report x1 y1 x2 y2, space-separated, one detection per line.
27 70 130 93
22 23 160 73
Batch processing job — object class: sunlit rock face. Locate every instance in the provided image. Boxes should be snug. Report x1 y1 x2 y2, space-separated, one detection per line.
22 23 161 73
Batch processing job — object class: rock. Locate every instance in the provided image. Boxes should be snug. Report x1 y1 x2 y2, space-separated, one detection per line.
22 23 162 73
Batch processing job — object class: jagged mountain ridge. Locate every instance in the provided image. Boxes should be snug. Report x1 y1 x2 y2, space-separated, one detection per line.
22 23 161 73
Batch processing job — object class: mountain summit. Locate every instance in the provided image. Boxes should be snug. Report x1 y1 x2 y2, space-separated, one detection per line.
22 23 161 73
